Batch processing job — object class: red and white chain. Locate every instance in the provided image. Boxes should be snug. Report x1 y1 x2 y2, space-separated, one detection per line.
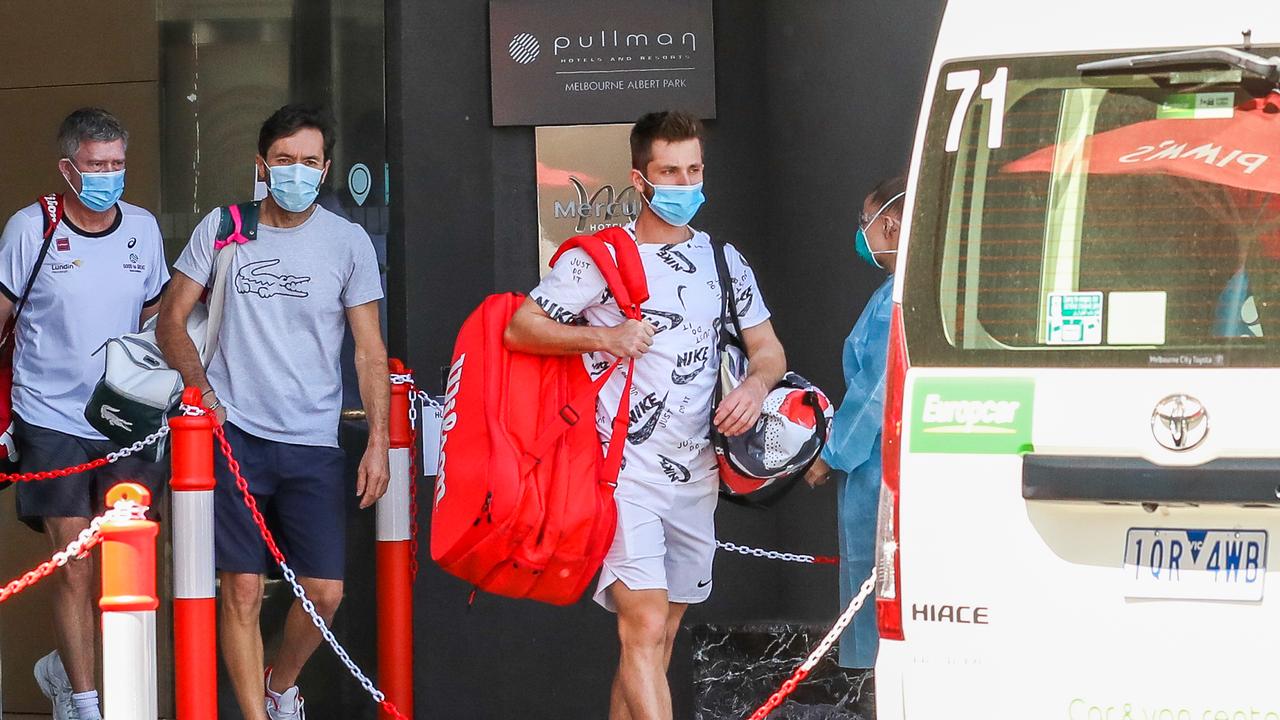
0 498 147 604
716 540 839 566
747 570 877 720
0 421 171 483
212 423 409 720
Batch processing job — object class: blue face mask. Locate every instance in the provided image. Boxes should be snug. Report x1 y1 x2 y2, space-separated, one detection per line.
855 191 906 270
641 176 705 227
65 161 125 213
267 163 324 212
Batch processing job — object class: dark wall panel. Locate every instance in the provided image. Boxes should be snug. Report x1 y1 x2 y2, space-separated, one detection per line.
388 1 945 717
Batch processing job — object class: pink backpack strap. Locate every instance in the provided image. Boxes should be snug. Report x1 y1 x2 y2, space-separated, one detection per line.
214 203 250 251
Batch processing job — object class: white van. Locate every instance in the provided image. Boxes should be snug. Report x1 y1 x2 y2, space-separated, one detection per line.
876 3 1280 718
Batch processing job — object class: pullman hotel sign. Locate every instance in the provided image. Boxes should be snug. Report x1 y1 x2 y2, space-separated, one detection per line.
489 0 716 127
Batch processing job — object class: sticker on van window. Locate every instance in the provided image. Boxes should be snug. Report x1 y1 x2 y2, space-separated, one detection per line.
1045 291 1102 345
910 378 1034 455
1107 291 1167 345
1156 92 1235 120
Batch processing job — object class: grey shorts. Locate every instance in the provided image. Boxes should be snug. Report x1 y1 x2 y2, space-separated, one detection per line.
13 415 166 532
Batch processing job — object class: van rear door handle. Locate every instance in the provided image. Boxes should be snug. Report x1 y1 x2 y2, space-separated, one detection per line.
1022 454 1280 505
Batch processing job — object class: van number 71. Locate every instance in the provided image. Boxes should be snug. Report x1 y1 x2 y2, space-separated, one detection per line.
944 67 1008 153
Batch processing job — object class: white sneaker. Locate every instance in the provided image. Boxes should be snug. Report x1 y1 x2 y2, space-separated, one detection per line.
264 669 306 720
33 651 78 720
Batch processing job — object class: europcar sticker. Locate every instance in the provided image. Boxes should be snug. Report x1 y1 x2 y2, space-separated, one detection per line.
910 377 1034 454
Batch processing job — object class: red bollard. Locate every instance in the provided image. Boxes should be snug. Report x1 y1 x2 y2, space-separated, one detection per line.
378 359 414 719
100 482 159 720
170 387 218 720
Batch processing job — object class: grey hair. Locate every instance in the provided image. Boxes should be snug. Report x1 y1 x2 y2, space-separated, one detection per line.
57 107 129 160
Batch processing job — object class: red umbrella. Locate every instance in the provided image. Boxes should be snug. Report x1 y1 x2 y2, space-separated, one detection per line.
1004 91 1280 194
1004 91 1280 257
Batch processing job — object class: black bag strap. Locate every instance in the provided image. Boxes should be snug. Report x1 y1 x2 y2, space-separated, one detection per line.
5 194 63 345
711 239 745 351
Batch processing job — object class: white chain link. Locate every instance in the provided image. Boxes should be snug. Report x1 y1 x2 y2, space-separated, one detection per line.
51 500 148 567
717 540 819 564
276 560 387 703
179 403 206 417
389 373 413 386
104 425 171 464
799 571 876 673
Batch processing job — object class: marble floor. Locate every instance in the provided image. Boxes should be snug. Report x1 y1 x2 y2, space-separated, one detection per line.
692 624 874 720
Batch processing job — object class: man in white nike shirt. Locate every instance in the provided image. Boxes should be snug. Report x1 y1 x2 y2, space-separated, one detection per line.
505 111 786 720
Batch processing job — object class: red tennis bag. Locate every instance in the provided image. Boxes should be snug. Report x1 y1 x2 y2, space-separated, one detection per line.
430 228 648 605
0 195 64 468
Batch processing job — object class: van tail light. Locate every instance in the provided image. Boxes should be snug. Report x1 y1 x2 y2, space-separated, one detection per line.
876 302 908 641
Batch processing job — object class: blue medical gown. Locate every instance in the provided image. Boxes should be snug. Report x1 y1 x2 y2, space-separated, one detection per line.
822 275 894 669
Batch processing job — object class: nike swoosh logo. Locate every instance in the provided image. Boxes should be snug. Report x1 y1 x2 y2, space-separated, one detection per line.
628 393 669 445
697 579 712 588
641 308 684 334
658 247 697 273
658 453 691 483
670 362 706 385
677 285 688 310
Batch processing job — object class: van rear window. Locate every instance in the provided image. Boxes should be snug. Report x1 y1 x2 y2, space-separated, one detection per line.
905 51 1280 367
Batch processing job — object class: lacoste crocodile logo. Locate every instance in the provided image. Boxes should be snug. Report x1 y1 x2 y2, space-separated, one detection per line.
627 391 668 445
641 308 684 335
671 346 709 385
100 404 133 432
657 245 696 273
235 259 312 299
659 454 691 483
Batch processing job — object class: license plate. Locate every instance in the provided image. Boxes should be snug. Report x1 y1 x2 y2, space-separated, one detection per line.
1123 528 1267 601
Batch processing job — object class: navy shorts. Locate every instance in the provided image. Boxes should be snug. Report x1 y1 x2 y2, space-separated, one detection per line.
14 415 167 532
214 422 347 580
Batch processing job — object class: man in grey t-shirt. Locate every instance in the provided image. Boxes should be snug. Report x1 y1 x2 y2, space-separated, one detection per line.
157 104 389 720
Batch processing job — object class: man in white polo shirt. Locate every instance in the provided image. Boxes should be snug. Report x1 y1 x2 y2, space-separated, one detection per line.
0 107 169 720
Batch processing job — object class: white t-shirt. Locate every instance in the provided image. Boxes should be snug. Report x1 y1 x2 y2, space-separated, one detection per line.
0 201 169 438
530 224 770 486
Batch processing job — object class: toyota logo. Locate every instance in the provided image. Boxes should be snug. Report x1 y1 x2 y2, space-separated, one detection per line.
1151 394 1208 451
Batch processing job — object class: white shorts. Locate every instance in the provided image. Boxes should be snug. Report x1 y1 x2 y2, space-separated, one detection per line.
594 476 719 612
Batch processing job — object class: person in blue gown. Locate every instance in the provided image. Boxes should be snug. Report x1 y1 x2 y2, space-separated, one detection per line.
805 176 906 669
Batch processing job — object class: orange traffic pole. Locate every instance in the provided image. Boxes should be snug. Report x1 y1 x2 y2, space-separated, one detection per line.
100 482 159 720
170 387 218 720
378 359 415 719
